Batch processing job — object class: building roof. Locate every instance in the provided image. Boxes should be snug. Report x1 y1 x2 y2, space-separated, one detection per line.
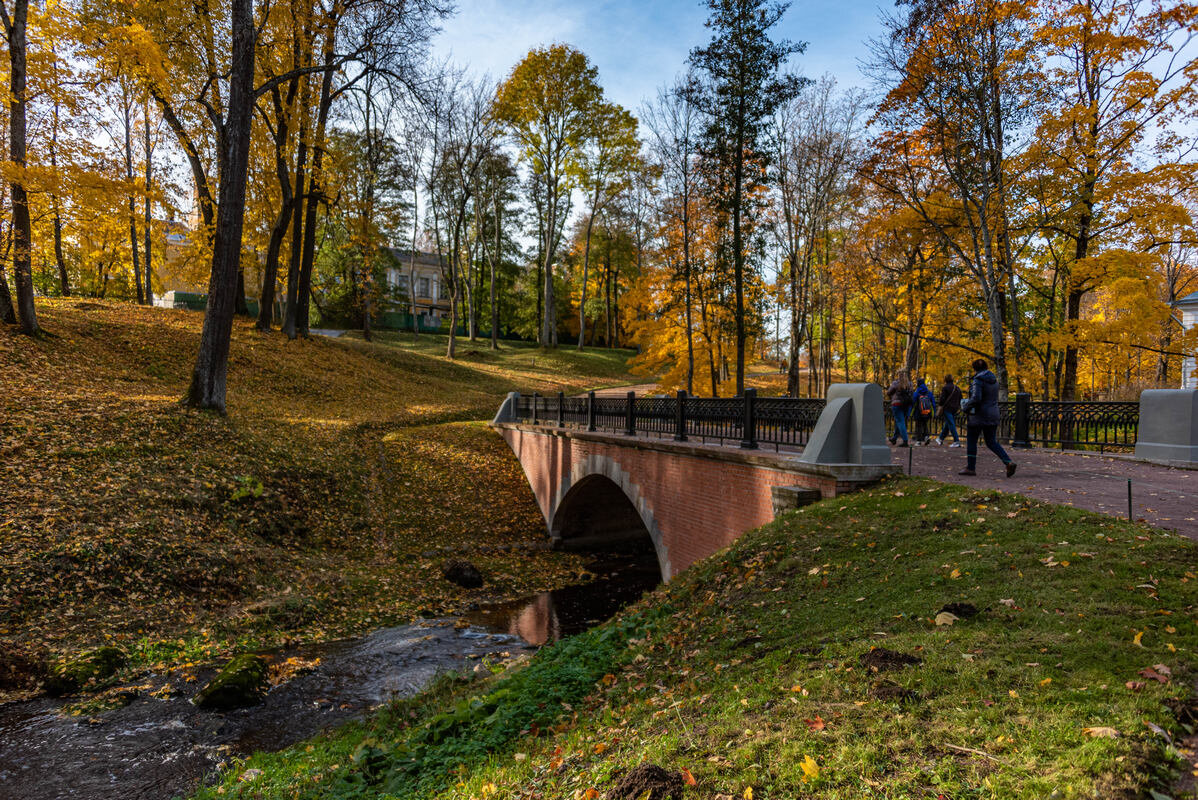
385 248 446 269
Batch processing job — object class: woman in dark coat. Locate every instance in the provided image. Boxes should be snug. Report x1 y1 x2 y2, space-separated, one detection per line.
959 358 1017 477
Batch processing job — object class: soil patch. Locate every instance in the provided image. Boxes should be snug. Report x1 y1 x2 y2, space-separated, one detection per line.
859 647 922 672
938 602 978 619
606 763 685 800
869 679 918 703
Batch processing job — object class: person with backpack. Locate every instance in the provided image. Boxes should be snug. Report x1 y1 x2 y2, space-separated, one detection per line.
935 374 962 447
959 358 1017 477
886 368 914 447
912 377 936 445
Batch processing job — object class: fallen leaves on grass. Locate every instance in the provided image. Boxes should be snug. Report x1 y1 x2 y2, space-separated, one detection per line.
0 300 634 696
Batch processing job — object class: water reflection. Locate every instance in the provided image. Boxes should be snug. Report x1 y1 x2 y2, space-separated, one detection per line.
464 553 661 645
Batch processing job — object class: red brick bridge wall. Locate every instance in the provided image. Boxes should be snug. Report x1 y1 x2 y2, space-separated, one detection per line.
497 424 863 581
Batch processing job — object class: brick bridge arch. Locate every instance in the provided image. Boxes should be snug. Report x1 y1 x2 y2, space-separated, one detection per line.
548 454 671 579
495 420 892 581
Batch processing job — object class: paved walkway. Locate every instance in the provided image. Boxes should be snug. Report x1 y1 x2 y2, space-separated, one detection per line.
890 441 1198 538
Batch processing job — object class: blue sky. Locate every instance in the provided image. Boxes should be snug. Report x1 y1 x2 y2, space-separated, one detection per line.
430 0 887 113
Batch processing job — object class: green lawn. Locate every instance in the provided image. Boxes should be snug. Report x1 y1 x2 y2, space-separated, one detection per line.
341 329 639 393
195 477 1198 800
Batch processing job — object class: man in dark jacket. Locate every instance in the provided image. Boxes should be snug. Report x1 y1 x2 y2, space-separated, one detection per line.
935 374 962 447
959 358 1017 477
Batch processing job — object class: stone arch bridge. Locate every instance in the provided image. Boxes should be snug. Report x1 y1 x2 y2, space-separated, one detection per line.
492 385 895 581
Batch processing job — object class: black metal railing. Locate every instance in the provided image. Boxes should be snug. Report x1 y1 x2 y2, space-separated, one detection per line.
510 389 1141 452
1021 400 1139 451
513 388 818 450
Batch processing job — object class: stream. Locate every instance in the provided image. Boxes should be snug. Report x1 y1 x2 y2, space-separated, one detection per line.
0 554 660 800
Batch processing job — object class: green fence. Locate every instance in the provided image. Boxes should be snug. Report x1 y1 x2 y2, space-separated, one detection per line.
162 291 259 317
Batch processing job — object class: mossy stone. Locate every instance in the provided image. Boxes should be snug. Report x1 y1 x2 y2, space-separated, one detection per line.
192 654 269 711
43 646 126 697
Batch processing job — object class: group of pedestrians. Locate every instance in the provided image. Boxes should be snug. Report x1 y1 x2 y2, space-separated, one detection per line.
885 359 1017 477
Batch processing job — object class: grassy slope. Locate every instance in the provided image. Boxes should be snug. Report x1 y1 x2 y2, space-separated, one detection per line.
199 477 1198 800
0 299 636 697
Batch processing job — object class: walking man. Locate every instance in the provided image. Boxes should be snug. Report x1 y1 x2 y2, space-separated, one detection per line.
959 358 1017 477
935 374 962 447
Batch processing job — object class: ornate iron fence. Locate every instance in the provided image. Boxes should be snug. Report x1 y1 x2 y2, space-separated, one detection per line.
1021 400 1139 451
510 390 1140 452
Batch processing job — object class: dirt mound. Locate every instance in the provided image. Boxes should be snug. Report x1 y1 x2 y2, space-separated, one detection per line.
938 602 978 619
870 679 918 703
859 647 922 672
607 763 686 800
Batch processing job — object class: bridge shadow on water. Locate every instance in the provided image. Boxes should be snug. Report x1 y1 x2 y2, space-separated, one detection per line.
464 549 662 646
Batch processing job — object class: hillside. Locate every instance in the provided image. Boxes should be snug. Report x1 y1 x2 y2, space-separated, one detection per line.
197 477 1198 800
0 299 637 698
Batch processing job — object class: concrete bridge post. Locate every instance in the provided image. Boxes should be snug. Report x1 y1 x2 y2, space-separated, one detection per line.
1135 389 1198 465
800 383 890 466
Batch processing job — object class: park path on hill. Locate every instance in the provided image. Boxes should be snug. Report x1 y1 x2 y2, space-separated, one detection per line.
892 442 1198 538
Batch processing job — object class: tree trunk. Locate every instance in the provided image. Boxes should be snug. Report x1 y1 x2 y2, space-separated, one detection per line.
0 267 15 323
732 120 746 396
281 129 308 338
489 186 500 349
258 198 292 330
184 0 254 412
124 93 144 305
49 91 69 297
7 0 37 334
257 86 298 331
235 266 249 316
578 206 596 350
52 210 68 297
541 185 556 347
296 56 334 336
144 94 154 304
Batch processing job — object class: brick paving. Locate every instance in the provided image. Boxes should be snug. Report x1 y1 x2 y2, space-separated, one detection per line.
890 440 1198 539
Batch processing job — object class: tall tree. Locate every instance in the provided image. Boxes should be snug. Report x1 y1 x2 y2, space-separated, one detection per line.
494 44 603 347
644 75 702 391
576 101 639 350
690 0 803 394
1028 0 1198 399
772 77 861 395
868 0 1038 397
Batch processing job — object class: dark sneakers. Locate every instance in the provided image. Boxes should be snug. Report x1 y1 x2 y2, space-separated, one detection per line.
1006 462 1018 478
959 468 976 476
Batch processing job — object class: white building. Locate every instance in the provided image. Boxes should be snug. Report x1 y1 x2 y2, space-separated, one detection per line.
1179 290 1198 390
384 249 451 325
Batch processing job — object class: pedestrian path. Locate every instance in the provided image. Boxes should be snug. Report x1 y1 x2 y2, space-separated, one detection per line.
891 441 1198 539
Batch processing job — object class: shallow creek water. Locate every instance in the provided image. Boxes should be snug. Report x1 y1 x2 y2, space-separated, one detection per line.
0 556 660 800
